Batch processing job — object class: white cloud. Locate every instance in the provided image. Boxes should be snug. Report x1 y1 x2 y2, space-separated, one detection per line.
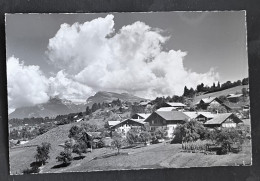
48 70 94 101
8 14 220 110
7 56 49 111
46 14 219 99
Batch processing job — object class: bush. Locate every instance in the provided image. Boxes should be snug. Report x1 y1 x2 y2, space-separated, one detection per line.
34 142 51 165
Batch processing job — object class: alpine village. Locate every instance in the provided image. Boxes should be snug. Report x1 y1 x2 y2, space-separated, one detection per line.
8 78 251 174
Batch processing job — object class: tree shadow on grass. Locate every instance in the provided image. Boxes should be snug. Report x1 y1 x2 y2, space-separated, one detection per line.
73 156 86 160
51 163 71 169
30 161 42 168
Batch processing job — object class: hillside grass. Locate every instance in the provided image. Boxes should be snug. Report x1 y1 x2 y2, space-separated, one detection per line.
193 85 249 104
10 140 252 174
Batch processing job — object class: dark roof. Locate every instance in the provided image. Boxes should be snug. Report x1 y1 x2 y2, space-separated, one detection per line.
154 111 190 121
204 113 242 125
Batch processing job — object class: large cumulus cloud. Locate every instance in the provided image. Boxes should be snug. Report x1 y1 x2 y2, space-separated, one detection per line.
46 14 219 98
7 14 219 111
7 56 49 111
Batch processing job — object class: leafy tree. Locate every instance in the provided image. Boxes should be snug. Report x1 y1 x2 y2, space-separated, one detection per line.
111 132 125 154
153 127 167 139
242 77 249 85
91 103 99 113
56 140 73 165
86 106 92 115
126 128 140 145
207 104 227 114
173 120 207 143
139 130 151 145
34 142 51 165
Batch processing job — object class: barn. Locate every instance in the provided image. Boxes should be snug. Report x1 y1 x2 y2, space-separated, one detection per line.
145 111 190 138
204 113 243 128
195 97 223 110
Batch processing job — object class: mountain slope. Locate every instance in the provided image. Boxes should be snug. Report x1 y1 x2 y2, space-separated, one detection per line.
9 97 87 119
87 91 147 105
192 85 249 104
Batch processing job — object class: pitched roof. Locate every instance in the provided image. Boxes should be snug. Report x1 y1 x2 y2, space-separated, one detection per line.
157 107 177 111
201 97 217 104
135 113 151 119
197 112 215 119
227 94 243 98
183 111 215 119
111 119 145 129
154 111 190 121
204 113 242 125
183 112 199 119
165 102 187 107
108 121 120 126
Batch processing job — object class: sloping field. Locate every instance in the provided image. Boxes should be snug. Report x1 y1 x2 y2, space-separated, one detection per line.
193 85 249 104
10 141 252 174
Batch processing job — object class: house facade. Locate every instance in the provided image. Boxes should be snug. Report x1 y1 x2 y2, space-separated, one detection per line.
145 111 190 138
204 113 243 128
110 119 146 136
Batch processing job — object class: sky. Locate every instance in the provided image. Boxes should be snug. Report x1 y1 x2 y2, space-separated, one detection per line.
5 11 248 111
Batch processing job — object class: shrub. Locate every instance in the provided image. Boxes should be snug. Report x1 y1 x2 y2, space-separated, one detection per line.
34 142 51 165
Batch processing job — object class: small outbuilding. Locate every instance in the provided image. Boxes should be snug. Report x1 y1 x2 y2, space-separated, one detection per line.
204 113 243 128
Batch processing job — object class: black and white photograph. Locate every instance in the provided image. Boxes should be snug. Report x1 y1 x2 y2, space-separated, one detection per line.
6 11 251 175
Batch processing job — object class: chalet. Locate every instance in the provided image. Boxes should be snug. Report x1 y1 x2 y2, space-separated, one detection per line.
161 102 187 110
227 94 243 103
145 111 190 138
183 111 215 123
110 119 146 136
195 97 223 110
131 113 151 120
195 112 215 123
108 121 120 127
157 107 176 111
204 113 243 128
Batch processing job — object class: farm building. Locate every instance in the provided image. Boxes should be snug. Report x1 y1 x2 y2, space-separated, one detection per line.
183 111 215 123
157 107 177 111
161 102 187 110
204 113 243 128
108 121 120 127
145 111 190 138
110 119 146 136
227 94 243 103
195 112 215 123
195 97 223 110
131 113 151 120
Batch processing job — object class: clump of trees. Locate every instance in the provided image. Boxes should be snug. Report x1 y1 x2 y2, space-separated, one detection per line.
56 140 73 165
126 128 151 145
173 120 247 155
34 142 51 166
